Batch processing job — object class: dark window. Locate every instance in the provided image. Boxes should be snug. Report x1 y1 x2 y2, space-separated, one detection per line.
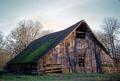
76 32 86 39
79 56 85 67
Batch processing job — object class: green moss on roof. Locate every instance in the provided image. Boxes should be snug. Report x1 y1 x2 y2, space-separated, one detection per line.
20 40 52 63
12 35 59 64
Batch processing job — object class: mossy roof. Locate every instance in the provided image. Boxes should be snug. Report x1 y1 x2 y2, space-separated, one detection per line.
8 20 109 64
8 20 81 64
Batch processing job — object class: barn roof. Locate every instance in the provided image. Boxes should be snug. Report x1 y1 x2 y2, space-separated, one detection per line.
8 20 109 64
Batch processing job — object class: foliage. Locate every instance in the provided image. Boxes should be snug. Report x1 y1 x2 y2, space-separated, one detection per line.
0 32 11 71
5 20 50 57
0 50 11 71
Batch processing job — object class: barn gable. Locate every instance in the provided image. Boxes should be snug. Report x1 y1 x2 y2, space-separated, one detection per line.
36 21 112 74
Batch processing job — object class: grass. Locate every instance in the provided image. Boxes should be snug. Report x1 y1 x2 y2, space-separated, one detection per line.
0 73 120 81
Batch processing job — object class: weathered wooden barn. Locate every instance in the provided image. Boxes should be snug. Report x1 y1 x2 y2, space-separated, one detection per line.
7 20 116 74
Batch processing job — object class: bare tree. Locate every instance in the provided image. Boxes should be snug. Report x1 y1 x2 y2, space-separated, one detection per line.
0 32 10 71
0 32 4 49
98 17 120 60
5 20 51 57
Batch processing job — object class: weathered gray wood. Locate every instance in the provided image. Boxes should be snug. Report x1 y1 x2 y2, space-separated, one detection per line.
37 26 116 74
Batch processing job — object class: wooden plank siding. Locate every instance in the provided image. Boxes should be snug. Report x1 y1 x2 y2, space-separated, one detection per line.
37 27 115 74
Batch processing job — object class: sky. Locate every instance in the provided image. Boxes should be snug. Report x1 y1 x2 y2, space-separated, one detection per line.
0 0 120 36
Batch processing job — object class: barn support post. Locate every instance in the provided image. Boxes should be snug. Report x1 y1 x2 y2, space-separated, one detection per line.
97 48 102 73
70 32 77 73
94 43 102 73
90 50 94 72
74 31 78 73
30 64 31 74
86 33 93 72
86 33 94 72
65 44 73 73
63 41 67 73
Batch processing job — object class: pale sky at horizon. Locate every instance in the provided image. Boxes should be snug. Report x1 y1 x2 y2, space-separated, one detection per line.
0 0 120 36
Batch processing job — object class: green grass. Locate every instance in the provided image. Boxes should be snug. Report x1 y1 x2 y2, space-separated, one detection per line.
0 73 120 81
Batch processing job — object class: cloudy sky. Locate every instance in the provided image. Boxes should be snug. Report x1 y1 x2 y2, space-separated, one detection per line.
0 0 120 36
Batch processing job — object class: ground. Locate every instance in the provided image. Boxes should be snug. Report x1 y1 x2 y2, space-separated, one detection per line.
0 73 120 81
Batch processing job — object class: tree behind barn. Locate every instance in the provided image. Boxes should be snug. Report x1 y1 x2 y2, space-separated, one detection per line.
0 32 11 71
0 32 4 49
5 20 51 57
98 17 120 60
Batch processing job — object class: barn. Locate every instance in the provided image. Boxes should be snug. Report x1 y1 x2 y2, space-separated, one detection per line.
7 20 115 74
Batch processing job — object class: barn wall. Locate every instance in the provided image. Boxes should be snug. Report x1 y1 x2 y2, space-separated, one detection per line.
37 42 67 74
100 50 117 73
37 32 75 74
37 28 114 74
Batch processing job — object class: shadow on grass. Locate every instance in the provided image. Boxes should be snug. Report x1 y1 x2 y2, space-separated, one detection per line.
0 72 120 81
109 74 120 81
